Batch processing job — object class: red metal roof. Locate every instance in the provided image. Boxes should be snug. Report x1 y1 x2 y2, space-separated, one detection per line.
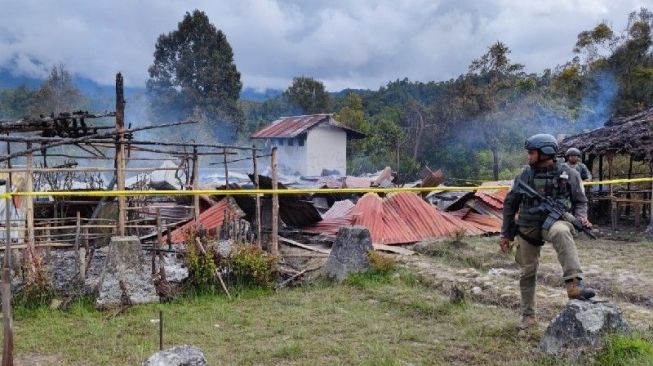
169 197 244 244
251 114 365 139
350 192 485 245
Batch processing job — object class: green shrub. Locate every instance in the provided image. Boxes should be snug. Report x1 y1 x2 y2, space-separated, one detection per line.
224 244 277 289
185 238 218 291
595 334 653 366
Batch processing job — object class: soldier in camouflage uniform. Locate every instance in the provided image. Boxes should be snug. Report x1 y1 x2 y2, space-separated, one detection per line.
564 147 592 180
500 134 596 331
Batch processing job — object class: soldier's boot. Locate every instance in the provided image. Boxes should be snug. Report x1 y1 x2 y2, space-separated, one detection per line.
566 278 596 300
518 314 537 331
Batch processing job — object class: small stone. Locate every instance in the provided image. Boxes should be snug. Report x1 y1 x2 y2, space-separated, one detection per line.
539 300 629 357
471 286 482 295
49 299 62 309
142 345 207 366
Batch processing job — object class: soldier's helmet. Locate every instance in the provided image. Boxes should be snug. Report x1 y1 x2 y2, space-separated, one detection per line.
524 134 558 156
565 147 581 157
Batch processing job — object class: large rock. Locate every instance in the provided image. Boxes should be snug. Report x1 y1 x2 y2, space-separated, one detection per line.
96 236 158 308
325 226 374 281
539 300 629 357
142 345 207 366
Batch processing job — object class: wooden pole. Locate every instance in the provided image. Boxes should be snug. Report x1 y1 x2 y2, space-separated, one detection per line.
270 147 279 256
156 208 165 280
223 148 229 186
647 163 653 238
626 155 634 217
74 211 81 278
2 141 13 366
598 155 604 193
25 143 35 273
606 152 616 231
253 146 262 249
191 147 200 222
115 73 126 236
1 268 13 366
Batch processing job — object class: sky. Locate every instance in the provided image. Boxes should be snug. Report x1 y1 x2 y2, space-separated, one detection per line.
0 0 649 91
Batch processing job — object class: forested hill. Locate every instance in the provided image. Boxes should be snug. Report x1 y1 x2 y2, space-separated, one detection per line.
2 9 652 181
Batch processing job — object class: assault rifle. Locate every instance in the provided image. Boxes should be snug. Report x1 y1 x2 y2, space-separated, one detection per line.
516 179 596 239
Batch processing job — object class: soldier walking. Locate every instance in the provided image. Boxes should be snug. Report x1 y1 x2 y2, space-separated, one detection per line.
500 134 596 331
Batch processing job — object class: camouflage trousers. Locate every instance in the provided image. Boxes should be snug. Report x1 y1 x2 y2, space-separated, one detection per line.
515 221 583 316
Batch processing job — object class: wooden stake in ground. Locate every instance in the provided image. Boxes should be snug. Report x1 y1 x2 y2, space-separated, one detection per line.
223 148 229 186
1 268 13 366
115 73 126 236
25 143 35 272
270 147 279 256
191 147 200 223
252 146 262 249
194 237 231 300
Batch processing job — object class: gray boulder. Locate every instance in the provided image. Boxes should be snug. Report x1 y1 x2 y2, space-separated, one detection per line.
325 226 374 281
96 236 159 308
142 345 207 366
539 300 629 357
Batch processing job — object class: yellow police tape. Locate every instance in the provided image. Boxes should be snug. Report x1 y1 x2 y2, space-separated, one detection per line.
0 177 650 200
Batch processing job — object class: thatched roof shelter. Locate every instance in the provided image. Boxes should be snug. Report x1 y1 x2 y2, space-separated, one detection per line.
560 108 653 163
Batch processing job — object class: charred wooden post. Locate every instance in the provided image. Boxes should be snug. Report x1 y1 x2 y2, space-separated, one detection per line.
156 208 165 280
252 146 262 249
74 211 82 278
25 143 35 271
270 147 279 256
606 152 616 231
191 147 199 222
115 73 126 236
648 163 653 238
223 148 229 186
1 139 12 366
626 154 634 217
1 268 13 366
598 155 604 193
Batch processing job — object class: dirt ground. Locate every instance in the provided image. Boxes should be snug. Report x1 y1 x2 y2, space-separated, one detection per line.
405 230 653 330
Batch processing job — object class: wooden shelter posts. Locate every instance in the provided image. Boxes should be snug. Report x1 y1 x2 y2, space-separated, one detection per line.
561 107 653 230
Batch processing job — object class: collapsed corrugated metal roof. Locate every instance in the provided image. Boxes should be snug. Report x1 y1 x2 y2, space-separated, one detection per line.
169 197 245 243
249 174 322 227
350 192 485 245
251 114 365 139
303 200 355 235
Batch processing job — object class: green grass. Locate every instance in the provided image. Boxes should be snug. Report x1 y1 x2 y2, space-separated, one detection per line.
595 334 653 366
4 274 653 365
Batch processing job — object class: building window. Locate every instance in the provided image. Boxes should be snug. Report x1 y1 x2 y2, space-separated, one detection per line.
298 137 305 147
288 138 294 146
278 138 284 146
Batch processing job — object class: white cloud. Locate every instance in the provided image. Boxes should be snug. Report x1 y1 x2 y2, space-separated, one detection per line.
0 0 648 90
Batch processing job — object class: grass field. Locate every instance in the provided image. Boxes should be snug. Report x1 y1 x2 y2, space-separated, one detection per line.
5 236 653 365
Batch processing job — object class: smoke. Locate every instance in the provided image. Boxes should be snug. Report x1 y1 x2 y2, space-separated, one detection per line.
573 71 618 131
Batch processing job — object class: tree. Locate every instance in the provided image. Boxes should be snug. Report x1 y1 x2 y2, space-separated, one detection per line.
147 10 243 132
468 42 525 180
284 76 330 114
28 64 86 116
0 84 35 118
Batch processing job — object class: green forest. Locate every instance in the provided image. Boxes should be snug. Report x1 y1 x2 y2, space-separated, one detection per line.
2 8 652 181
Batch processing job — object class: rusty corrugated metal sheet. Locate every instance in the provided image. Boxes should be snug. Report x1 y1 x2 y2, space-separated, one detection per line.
169 197 245 243
344 176 371 188
350 192 484 245
251 114 329 138
303 200 355 235
251 114 365 139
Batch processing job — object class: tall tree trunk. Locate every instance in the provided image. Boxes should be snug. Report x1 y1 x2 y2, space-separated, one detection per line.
412 110 424 160
491 146 499 181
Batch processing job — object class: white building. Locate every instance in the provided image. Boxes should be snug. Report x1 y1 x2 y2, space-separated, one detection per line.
251 114 364 176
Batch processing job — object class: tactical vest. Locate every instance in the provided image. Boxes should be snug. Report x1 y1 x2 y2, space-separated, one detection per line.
517 163 573 227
